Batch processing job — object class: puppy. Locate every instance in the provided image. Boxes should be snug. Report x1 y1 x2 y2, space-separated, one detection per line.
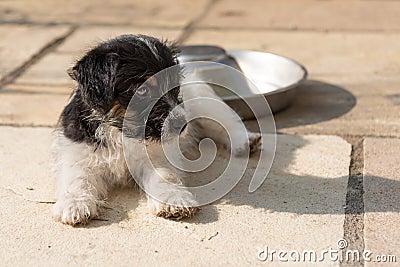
52 34 261 225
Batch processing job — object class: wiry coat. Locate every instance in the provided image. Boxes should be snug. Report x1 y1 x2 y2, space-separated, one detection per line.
52 34 260 225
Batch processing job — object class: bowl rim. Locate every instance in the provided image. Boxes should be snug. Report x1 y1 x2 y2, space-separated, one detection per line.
219 49 308 101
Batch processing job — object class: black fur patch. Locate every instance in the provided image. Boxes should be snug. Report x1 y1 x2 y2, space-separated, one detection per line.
60 34 181 145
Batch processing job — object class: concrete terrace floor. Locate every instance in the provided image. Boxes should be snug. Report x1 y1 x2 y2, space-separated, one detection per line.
0 0 399 266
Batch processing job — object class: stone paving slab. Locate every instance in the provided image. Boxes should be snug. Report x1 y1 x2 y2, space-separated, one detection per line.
271 78 400 137
0 128 350 266
0 93 68 126
198 0 400 31
14 53 74 86
0 0 208 28
0 25 71 80
0 127 54 202
2 84 72 95
363 138 400 266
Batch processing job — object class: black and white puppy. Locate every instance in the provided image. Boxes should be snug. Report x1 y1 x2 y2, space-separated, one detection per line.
52 34 261 225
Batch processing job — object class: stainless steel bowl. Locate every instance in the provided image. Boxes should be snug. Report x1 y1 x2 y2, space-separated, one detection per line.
178 46 308 119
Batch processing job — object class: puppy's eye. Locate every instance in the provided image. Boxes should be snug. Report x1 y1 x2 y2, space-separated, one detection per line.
136 86 149 96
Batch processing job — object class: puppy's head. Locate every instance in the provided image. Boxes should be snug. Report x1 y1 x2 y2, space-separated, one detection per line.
68 34 185 141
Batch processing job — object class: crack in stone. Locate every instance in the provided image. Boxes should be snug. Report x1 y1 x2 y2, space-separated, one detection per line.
176 0 220 44
4 186 55 204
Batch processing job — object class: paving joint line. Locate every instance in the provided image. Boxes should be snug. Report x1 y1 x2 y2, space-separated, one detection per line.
0 21 182 29
0 88 70 95
176 0 220 44
0 26 78 88
276 132 400 140
0 123 55 128
341 137 365 267
1 21 400 34
191 26 400 34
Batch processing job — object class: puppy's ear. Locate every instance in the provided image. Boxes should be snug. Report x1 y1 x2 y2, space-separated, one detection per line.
67 67 79 81
69 52 119 112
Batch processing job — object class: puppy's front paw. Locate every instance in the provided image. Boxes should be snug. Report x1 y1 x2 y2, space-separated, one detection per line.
148 190 199 220
53 198 99 226
155 204 199 220
248 132 262 154
233 132 262 157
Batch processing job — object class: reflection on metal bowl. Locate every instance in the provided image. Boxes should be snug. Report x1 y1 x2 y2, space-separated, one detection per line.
179 45 307 119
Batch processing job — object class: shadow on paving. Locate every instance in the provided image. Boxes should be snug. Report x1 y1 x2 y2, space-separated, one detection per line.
246 79 357 132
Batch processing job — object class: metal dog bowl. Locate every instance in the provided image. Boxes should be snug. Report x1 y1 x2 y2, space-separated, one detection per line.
179 45 307 119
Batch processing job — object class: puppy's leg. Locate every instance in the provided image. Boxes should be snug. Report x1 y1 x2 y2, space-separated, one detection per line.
183 83 262 156
52 136 108 225
141 167 198 219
